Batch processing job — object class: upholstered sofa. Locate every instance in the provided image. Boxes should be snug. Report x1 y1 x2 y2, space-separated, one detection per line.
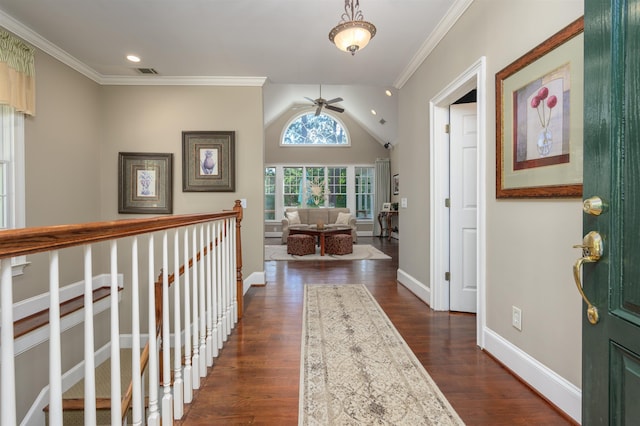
281 207 358 244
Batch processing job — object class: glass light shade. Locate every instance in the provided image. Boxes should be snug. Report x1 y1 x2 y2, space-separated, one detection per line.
329 20 376 55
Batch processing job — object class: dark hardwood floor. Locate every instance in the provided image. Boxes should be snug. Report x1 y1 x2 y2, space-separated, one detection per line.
179 237 574 425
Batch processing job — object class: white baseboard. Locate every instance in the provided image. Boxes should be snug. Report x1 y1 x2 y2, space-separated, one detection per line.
243 271 265 294
483 327 581 423
396 268 431 306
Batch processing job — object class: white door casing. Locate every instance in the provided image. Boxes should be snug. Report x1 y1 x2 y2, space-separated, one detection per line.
449 103 478 313
429 56 486 347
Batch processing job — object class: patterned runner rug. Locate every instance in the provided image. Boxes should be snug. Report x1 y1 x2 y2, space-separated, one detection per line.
299 284 464 425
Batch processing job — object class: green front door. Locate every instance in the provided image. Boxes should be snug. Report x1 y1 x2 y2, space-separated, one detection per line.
583 1 640 424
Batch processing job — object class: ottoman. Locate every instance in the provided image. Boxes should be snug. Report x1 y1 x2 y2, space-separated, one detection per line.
287 234 316 256
325 234 353 255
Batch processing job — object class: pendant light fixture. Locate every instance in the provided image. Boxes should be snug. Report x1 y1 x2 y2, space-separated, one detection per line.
328 0 377 56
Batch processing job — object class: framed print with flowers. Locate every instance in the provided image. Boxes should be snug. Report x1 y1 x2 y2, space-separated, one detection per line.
118 152 173 214
496 17 583 198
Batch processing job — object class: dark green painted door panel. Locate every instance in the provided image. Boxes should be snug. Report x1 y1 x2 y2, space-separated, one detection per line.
583 0 640 424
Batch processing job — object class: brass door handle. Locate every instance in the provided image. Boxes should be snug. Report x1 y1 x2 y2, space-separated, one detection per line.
572 231 603 325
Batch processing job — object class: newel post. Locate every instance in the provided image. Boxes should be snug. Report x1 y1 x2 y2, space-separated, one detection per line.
233 200 244 318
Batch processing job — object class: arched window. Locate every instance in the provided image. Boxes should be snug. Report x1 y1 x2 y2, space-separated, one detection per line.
281 112 349 146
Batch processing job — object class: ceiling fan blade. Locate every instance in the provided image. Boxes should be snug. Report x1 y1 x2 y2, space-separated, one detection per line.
304 97 316 104
315 105 322 116
325 97 343 104
325 105 345 113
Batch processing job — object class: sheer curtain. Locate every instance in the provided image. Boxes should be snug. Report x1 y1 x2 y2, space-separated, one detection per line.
374 158 390 236
0 29 36 116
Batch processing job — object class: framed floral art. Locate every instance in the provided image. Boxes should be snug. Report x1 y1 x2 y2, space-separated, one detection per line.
118 152 173 214
496 17 584 198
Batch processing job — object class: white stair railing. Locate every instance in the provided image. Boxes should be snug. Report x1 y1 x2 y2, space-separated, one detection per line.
0 202 243 426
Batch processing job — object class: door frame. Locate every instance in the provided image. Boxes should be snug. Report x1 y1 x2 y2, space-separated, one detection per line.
429 57 487 347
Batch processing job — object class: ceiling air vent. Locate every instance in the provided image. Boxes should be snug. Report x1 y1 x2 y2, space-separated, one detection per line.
136 68 159 75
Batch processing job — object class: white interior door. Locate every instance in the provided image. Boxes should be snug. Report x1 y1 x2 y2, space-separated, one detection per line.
449 103 477 313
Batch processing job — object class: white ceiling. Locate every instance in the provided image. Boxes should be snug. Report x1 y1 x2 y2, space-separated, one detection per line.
0 0 472 144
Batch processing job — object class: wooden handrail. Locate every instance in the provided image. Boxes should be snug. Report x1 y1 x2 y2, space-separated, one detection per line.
0 210 239 259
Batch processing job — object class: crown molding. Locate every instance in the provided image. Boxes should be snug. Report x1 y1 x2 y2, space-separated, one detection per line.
0 10 267 87
99 75 267 86
393 0 474 89
0 9 103 83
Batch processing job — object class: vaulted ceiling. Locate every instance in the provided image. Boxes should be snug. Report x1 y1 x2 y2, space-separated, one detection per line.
0 0 473 145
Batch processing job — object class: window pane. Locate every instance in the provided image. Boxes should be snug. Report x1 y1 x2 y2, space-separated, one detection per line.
283 167 303 207
355 167 374 219
327 167 347 208
264 167 276 220
305 167 326 207
282 113 348 145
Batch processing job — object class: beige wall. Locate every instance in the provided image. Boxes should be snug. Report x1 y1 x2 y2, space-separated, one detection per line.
397 0 583 390
265 107 388 164
100 84 264 277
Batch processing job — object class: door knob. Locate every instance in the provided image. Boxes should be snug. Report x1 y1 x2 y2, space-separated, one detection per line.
572 231 603 325
583 196 605 216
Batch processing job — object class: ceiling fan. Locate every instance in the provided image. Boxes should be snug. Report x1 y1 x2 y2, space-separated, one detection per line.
304 85 344 116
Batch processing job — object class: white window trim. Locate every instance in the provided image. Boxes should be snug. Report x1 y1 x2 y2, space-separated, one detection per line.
279 109 351 147
1 107 29 275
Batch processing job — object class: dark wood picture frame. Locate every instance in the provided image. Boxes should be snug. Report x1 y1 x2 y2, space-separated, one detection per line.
496 17 584 198
118 152 173 214
182 131 235 192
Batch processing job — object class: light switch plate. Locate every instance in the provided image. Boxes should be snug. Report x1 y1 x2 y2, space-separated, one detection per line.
240 198 247 208
401 198 407 208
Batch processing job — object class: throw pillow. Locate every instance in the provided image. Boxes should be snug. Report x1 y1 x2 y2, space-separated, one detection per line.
286 210 301 225
335 212 351 225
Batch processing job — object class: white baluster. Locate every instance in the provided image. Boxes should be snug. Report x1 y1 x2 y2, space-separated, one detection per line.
183 227 193 403
211 222 219 358
191 226 200 389
48 251 62 425
147 235 160 426
109 241 122 426
198 225 207 377
216 220 223 350
205 223 213 367
83 246 97 426
223 219 230 340
173 230 184 419
161 231 173 423
1 259 16 426
232 217 238 324
131 238 143 426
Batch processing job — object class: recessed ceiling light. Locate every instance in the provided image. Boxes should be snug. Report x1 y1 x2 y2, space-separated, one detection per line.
127 55 141 63
385 90 393 97
371 109 377 115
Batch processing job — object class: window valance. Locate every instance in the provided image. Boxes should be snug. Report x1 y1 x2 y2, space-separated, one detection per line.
0 29 35 116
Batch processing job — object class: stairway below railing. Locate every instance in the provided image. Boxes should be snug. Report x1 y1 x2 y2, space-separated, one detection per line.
0 201 243 426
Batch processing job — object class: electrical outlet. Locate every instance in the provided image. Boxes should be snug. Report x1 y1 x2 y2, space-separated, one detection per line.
512 306 522 331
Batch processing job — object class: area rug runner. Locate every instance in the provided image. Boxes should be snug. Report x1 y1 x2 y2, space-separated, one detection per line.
299 284 464 425
265 244 391 261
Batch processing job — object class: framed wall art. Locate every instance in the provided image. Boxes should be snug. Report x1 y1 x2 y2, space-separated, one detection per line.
182 131 235 192
118 152 173 214
496 17 583 198
392 174 399 195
